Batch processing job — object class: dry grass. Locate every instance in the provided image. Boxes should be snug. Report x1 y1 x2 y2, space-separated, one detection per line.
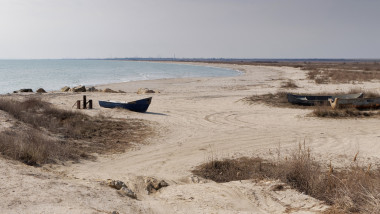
192 157 269 182
307 69 380 84
0 98 153 165
312 106 376 118
0 130 77 165
299 62 380 84
243 92 294 108
193 144 380 213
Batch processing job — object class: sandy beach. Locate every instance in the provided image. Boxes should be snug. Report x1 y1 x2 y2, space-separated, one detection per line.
1 62 380 213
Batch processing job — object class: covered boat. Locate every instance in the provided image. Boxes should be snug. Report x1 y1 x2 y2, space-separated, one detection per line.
330 97 380 109
99 97 152 112
287 93 363 106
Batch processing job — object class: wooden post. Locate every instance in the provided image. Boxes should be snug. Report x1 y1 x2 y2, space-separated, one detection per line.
76 100 81 109
83 95 87 109
88 100 93 109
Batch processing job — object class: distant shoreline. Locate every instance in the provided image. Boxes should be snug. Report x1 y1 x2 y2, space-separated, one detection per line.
109 57 380 63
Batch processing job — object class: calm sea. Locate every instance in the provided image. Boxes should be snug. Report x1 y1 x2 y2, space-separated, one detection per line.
0 60 238 94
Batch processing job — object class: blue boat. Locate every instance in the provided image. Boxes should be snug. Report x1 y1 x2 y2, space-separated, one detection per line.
99 97 152 112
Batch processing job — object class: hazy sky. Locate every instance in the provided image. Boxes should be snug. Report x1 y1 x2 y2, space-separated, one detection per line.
1 0 379 59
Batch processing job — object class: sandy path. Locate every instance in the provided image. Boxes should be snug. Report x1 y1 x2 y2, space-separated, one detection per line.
2 63 380 213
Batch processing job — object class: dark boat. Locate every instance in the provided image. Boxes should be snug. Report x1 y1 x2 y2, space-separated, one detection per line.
287 93 363 106
330 97 380 109
99 97 152 112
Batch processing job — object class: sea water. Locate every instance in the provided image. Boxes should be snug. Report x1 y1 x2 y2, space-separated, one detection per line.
0 60 238 94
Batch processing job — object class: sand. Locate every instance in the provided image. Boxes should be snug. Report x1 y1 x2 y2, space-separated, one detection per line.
1 63 380 213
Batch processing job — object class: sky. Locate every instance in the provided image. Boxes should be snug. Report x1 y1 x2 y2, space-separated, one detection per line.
0 0 379 59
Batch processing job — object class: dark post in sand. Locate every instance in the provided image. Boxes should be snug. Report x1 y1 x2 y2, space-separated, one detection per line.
88 100 93 109
83 95 87 109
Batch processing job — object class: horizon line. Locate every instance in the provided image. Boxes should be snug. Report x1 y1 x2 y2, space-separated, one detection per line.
1 57 380 61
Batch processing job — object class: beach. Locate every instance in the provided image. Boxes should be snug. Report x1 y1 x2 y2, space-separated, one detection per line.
1 62 380 213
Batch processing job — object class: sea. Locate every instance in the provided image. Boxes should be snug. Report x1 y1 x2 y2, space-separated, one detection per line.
0 60 239 94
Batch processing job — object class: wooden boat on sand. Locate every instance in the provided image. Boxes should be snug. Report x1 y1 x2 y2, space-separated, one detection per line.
99 97 152 112
330 97 380 109
287 93 363 106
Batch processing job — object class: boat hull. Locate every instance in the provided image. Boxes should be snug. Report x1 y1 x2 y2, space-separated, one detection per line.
330 97 380 109
287 93 363 106
99 97 152 112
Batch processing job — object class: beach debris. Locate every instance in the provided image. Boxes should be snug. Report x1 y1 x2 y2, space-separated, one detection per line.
118 186 137 199
61 86 70 92
190 175 200 183
14 88 33 93
36 88 46 93
103 88 118 93
106 179 137 199
107 180 126 190
70 85 86 92
144 177 169 194
101 88 126 93
86 86 98 92
112 211 119 214
188 175 206 184
137 88 159 94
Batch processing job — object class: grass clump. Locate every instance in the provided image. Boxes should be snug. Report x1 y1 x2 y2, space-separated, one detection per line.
0 98 152 165
193 144 380 213
313 106 374 118
243 92 293 108
192 157 268 182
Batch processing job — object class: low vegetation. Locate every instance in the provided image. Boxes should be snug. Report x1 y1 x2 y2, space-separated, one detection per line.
192 157 268 182
307 69 380 84
243 92 293 108
298 62 380 84
0 98 153 165
312 106 377 118
192 60 380 84
193 144 380 213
